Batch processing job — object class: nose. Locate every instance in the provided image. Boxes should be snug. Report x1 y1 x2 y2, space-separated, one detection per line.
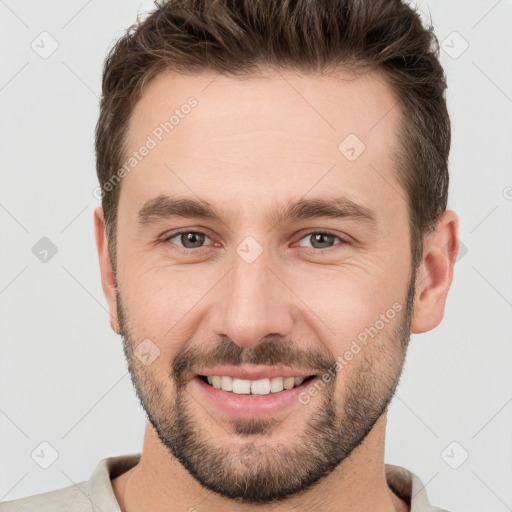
213 247 295 350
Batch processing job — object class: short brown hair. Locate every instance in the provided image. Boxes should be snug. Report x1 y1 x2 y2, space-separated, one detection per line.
95 0 450 272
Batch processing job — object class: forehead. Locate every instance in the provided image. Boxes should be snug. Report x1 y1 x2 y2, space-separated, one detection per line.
120 68 405 225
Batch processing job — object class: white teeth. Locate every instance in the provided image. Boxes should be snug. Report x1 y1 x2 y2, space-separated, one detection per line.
251 378 270 395
270 377 284 393
232 378 251 394
283 377 295 389
204 375 309 394
221 376 233 391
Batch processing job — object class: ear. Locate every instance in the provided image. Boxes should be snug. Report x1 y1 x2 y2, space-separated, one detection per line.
94 206 121 334
411 210 459 334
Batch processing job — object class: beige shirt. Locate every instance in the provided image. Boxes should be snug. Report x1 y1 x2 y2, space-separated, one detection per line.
0 454 450 511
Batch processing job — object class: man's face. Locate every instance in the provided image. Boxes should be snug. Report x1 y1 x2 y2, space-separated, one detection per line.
112 69 415 503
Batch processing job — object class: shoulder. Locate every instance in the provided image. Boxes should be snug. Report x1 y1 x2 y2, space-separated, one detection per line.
385 464 455 512
0 481 93 512
0 454 140 512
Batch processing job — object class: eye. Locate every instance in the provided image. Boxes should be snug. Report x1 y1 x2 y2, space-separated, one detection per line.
296 231 346 250
162 230 347 252
164 231 213 249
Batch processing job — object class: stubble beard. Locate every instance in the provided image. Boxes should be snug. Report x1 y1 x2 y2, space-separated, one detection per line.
116 278 414 504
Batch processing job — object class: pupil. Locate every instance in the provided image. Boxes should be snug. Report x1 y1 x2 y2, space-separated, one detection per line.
183 232 203 248
313 233 333 248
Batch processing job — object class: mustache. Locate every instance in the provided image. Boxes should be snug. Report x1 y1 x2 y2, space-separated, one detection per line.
172 337 336 387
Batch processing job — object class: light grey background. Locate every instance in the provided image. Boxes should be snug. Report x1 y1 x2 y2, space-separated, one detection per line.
0 1 511 511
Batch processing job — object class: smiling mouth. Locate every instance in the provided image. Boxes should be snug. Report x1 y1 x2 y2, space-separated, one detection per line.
197 374 316 395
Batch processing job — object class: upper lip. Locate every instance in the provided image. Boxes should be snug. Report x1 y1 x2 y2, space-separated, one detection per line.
194 365 316 381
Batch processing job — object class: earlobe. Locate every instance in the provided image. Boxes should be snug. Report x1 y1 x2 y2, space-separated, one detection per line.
94 206 121 334
410 210 459 334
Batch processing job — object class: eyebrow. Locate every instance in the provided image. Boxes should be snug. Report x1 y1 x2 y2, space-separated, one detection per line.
137 194 377 227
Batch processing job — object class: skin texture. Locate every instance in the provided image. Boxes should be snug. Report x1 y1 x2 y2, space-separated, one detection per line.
95 68 459 512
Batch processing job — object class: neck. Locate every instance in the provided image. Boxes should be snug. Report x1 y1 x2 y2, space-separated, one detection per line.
112 413 408 512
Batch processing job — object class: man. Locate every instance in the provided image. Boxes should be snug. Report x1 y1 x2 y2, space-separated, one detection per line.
1 0 459 510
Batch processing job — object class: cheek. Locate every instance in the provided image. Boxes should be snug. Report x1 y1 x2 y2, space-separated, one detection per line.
117 263 217 356
283 259 408 354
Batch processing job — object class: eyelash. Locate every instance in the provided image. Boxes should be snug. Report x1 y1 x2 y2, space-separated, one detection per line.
162 230 348 253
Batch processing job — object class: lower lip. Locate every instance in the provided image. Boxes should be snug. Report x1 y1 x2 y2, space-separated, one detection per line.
192 376 317 420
